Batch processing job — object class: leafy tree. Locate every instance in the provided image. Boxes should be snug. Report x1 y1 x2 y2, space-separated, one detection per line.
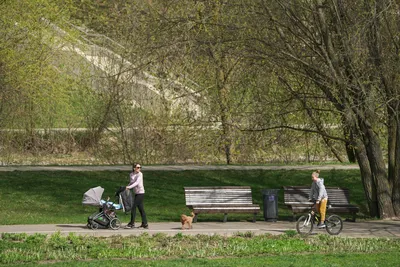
1 1 76 147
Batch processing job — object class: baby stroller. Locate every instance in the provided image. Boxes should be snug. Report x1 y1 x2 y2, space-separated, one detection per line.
82 186 126 230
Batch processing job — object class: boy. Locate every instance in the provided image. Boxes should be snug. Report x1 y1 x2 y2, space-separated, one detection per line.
309 170 328 228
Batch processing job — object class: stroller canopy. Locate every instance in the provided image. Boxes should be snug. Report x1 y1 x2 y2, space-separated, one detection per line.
82 186 104 206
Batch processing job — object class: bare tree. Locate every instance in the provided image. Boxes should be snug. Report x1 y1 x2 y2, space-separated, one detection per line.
245 0 399 218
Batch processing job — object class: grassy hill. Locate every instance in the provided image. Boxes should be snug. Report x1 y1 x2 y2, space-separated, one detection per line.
0 169 366 225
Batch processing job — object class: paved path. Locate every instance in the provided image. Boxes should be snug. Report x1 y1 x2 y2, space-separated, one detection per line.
0 164 360 172
1 220 399 238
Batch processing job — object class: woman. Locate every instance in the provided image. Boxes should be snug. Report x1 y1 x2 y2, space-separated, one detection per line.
125 163 148 229
309 170 328 228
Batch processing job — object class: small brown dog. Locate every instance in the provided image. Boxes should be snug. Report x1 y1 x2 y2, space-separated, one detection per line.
180 211 195 230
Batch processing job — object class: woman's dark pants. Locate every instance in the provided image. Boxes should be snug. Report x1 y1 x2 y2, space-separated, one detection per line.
130 193 147 225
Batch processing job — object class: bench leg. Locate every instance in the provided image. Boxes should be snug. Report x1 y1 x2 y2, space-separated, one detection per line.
193 214 198 223
344 213 356 222
223 213 228 223
253 213 257 223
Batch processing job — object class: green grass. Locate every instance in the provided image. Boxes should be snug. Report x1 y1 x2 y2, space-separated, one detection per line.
1 232 400 266
0 169 367 224
21 252 400 267
0 169 397 266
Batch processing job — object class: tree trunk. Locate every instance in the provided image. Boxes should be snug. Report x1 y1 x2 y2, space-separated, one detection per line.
393 122 400 216
354 138 378 217
115 107 131 165
343 122 357 163
345 141 357 163
387 114 396 187
220 100 232 165
363 125 396 218
217 67 232 165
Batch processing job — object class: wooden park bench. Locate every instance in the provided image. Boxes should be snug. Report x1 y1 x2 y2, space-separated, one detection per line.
283 186 359 221
184 186 260 223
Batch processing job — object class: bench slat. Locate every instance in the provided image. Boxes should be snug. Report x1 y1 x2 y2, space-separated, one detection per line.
190 204 260 208
184 186 260 222
193 208 260 214
187 201 253 205
283 186 359 221
184 186 252 190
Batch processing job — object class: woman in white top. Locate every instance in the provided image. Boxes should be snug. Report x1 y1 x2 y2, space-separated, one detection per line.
125 163 148 229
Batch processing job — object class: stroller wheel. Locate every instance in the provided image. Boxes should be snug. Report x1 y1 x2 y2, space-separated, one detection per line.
110 218 121 230
90 222 99 230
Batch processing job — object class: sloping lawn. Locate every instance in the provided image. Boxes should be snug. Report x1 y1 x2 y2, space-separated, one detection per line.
0 169 366 225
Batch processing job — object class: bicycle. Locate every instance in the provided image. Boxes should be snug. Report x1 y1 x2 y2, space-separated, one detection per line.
296 202 343 236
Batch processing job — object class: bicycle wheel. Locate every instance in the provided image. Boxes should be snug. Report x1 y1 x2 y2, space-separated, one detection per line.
325 214 343 235
296 214 314 236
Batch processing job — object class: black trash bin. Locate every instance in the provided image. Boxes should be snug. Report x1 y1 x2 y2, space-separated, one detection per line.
262 189 279 222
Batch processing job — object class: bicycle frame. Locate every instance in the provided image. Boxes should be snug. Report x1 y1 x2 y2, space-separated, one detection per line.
303 213 313 226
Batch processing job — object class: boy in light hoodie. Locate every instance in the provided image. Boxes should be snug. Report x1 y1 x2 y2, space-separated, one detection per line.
309 170 328 228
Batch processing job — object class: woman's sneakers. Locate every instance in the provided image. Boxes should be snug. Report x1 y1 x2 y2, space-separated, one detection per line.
139 224 149 229
317 222 326 228
125 223 148 229
125 223 135 229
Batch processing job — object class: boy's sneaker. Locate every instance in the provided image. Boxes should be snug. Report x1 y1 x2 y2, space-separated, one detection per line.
139 224 149 229
125 223 135 229
317 222 326 228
